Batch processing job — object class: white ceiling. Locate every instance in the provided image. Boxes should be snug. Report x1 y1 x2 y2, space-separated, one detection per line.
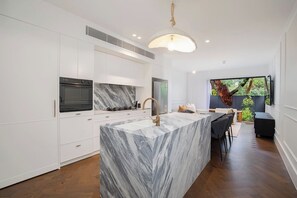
46 0 296 72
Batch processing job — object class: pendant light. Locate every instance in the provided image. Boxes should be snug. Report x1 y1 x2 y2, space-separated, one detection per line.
148 0 197 53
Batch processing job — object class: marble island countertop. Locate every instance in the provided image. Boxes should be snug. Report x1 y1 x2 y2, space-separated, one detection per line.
100 112 212 198
94 108 151 115
107 112 211 139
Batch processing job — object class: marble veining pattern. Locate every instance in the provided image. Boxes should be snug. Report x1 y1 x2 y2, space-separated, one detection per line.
100 112 211 198
94 83 135 110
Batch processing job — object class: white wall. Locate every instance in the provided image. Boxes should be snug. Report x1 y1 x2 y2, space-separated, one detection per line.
151 61 188 112
187 66 269 109
171 69 188 111
266 4 297 188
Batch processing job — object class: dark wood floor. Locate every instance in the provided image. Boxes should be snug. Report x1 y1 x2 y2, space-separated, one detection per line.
1 123 296 198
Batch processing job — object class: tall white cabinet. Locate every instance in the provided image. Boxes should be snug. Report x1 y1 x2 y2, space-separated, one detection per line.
0 16 59 188
59 35 95 165
60 35 94 80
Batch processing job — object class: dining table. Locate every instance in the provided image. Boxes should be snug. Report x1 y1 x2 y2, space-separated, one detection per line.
198 112 226 122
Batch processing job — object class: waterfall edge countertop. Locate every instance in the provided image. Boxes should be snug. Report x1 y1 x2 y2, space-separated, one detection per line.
100 112 211 198
94 108 151 115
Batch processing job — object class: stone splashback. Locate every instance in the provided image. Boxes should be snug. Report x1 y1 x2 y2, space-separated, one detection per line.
94 83 136 110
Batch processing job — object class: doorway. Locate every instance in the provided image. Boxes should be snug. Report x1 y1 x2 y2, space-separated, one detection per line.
152 78 168 116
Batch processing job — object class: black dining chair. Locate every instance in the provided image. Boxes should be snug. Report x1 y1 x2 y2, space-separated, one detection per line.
211 117 230 161
226 113 235 143
225 113 234 146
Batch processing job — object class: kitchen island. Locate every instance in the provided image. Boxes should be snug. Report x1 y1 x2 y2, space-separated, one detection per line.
100 112 211 198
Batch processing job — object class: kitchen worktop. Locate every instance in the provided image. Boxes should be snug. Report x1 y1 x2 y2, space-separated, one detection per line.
94 108 150 115
105 112 210 138
100 112 211 198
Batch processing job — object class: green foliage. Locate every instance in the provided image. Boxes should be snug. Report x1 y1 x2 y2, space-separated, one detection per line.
242 96 254 107
211 89 217 96
220 77 266 96
210 77 266 122
265 97 270 105
242 96 254 121
242 107 254 121
249 78 266 96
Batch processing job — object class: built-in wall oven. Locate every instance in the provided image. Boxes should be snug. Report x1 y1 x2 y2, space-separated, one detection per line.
60 77 93 112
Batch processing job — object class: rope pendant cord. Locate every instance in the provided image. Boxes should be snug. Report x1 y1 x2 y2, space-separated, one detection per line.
170 1 176 27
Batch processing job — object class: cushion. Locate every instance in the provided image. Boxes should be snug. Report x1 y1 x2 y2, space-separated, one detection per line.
186 103 196 112
178 105 187 112
184 109 195 113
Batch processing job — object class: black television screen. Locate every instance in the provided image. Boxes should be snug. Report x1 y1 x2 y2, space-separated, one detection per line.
265 75 274 106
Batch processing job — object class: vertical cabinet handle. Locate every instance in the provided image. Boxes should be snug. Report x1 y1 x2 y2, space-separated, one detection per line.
54 100 56 118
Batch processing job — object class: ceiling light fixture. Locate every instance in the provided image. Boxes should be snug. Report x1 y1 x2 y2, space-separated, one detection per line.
137 36 142 40
205 40 210 43
132 34 137 37
192 70 196 74
148 0 197 53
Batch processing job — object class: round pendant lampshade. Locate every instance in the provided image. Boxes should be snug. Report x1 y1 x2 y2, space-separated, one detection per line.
148 28 197 53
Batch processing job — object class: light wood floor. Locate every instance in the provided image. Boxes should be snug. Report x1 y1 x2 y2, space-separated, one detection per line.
1 123 296 198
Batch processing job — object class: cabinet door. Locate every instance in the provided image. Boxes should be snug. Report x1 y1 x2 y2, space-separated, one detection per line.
60 35 78 78
94 51 107 83
0 16 59 188
94 51 145 86
78 41 94 80
93 120 106 152
60 116 93 144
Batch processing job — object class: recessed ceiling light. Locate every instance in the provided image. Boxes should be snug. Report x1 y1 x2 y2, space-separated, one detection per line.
137 36 142 40
192 70 196 74
132 34 137 37
205 40 210 43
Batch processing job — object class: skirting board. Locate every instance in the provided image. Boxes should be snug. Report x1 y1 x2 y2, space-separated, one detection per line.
275 135 297 189
0 163 59 189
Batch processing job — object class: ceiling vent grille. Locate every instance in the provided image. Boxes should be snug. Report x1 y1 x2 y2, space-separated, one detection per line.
86 26 155 59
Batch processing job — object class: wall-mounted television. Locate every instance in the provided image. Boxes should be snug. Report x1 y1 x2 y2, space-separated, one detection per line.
265 75 274 106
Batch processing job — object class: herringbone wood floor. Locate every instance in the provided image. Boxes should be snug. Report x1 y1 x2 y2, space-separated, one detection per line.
1 123 296 198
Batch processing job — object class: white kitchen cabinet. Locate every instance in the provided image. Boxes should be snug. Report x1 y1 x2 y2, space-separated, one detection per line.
60 116 93 145
60 35 94 80
94 51 145 86
0 15 59 188
60 35 78 79
59 110 94 118
93 109 151 152
78 41 94 79
59 114 94 163
93 120 109 152
61 139 93 163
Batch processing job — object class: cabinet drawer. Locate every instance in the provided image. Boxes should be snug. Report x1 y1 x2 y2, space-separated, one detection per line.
59 110 94 118
60 116 93 144
93 137 100 152
94 113 121 121
61 139 93 163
